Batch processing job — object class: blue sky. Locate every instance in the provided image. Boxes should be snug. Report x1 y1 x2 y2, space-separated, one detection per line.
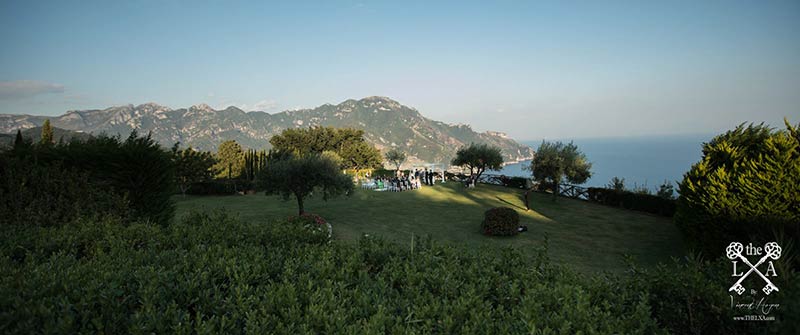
1 0 798 140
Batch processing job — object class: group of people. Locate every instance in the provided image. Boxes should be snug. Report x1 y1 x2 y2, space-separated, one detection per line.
361 168 440 192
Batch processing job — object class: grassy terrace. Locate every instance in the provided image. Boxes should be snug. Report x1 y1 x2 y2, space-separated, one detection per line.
175 182 685 273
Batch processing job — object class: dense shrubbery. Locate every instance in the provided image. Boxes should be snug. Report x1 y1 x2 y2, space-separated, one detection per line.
675 121 800 262
587 187 677 217
0 158 129 226
1 211 796 333
481 207 520 236
1 131 175 225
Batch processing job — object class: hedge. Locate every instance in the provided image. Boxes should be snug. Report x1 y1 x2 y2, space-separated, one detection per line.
587 187 677 217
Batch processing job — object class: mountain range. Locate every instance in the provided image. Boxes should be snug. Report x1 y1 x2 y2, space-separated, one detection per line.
0 96 534 165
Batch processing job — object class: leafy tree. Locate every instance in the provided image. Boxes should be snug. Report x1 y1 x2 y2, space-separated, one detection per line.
171 144 216 196
451 143 504 187
40 119 53 145
270 126 381 170
213 140 244 179
607 177 626 191
257 154 354 215
529 141 592 201
384 148 407 172
675 120 800 264
340 142 382 171
656 180 675 200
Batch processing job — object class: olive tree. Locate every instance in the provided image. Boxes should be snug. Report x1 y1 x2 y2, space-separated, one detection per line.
529 141 592 201
384 149 407 172
257 154 354 215
451 143 503 187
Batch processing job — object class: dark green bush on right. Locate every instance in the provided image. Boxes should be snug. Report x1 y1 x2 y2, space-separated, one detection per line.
675 121 800 263
481 207 519 236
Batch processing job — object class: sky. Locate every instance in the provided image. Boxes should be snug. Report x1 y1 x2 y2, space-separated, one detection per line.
0 0 798 140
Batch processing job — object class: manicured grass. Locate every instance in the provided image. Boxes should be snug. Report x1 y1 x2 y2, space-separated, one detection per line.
174 182 685 273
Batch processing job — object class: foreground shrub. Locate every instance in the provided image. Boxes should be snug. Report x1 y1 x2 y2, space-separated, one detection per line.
481 207 519 236
675 120 800 262
1 211 797 333
587 187 677 217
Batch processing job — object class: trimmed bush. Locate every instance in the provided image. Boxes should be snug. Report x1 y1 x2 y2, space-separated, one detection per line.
587 187 677 217
481 207 520 236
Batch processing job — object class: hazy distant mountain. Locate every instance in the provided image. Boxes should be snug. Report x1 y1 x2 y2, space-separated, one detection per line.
0 96 534 165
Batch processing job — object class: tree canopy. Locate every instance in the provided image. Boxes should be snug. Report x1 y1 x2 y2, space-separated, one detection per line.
171 144 216 196
384 149 407 171
257 154 354 215
451 143 503 186
269 126 381 170
40 119 53 145
213 140 244 179
529 141 592 200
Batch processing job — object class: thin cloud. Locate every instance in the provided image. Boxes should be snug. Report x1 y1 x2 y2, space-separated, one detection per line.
0 80 65 100
233 99 279 112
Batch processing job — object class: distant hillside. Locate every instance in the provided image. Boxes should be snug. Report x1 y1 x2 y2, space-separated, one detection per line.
0 126 92 148
0 97 534 165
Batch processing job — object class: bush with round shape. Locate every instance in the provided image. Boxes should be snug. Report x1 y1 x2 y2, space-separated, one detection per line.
481 207 520 236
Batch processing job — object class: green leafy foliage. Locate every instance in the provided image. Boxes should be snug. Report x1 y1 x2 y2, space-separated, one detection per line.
171 144 216 195
213 140 245 179
656 180 675 200
529 141 592 200
481 207 520 236
269 126 382 170
40 119 53 145
451 143 504 185
242 149 268 182
608 176 626 191
675 120 800 262
587 187 677 217
0 158 129 226
257 154 354 215
1 130 175 226
384 148 407 171
3 211 795 334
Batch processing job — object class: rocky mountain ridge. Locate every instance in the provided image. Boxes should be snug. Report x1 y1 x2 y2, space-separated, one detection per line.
0 96 534 165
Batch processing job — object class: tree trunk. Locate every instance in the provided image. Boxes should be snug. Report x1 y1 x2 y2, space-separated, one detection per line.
296 194 305 215
552 182 559 201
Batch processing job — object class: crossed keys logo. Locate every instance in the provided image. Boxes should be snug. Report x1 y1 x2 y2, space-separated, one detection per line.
726 242 782 295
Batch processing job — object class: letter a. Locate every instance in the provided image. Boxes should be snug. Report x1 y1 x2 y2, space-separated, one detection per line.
765 262 778 277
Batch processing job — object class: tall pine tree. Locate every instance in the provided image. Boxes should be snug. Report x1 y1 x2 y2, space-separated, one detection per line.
40 119 54 145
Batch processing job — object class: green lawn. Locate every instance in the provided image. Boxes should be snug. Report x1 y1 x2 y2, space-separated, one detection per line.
174 182 685 273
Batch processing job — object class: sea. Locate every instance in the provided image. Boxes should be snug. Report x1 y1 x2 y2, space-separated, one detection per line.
497 134 714 191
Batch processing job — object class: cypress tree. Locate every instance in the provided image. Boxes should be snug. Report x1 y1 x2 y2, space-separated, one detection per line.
13 129 24 148
40 120 54 145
